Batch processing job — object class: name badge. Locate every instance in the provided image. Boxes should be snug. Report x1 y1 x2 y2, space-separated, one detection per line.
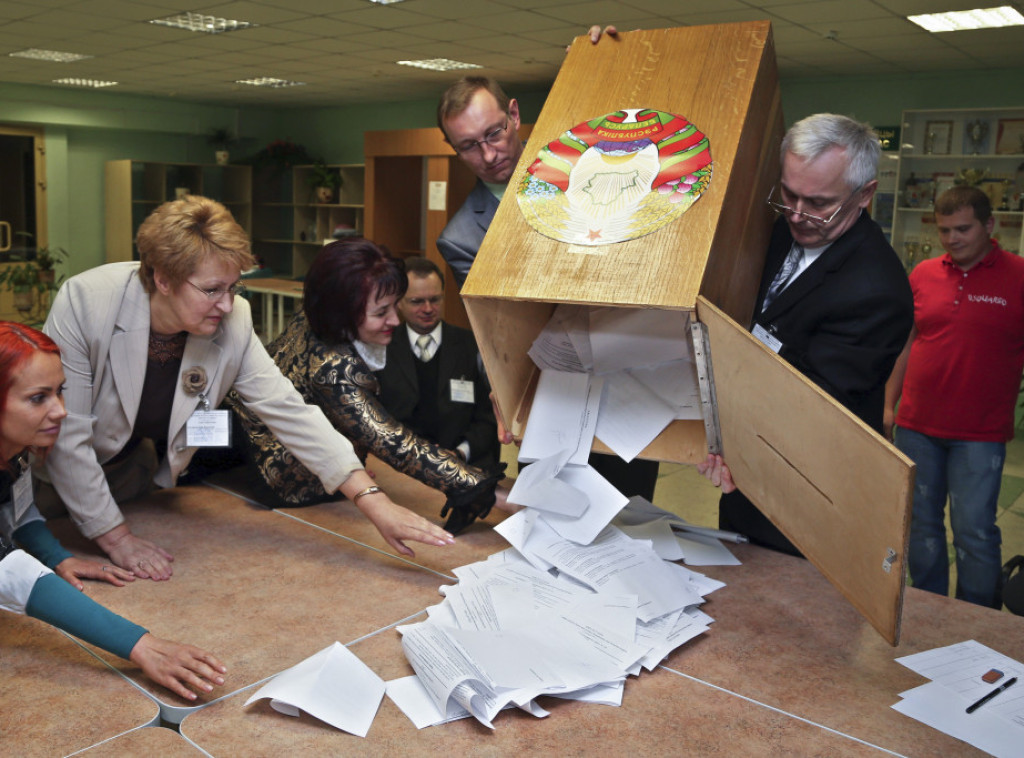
186 410 232 447
13 468 33 513
450 378 475 404
752 323 782 354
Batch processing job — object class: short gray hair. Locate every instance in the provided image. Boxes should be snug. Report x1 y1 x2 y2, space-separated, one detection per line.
781 114 880 190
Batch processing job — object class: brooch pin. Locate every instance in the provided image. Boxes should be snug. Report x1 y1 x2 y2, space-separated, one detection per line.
181 366 208 397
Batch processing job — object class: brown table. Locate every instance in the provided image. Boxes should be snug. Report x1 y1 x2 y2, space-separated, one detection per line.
243 277 304 341
75 725 205 757
48 483 454 723
37 458 1024 754
0 611 158 757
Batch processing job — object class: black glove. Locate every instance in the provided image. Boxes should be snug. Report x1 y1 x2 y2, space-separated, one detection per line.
439 462 507 535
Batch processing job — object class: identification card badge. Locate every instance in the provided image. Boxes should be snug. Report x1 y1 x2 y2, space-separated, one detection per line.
450 378 475 404
185 393 232 447
752 323 782 354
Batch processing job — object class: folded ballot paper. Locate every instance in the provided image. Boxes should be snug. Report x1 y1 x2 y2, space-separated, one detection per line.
244 641 385 737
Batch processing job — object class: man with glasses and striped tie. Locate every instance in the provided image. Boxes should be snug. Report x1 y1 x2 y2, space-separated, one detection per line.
701 113 914 555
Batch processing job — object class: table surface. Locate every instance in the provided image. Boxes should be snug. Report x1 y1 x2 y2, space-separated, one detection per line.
0 611 158 757
243 278 304 296
22 457 1024 755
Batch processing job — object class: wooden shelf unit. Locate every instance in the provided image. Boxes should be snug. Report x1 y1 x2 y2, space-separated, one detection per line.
104 160 252 263
251 164 364 280
892 107 1024 269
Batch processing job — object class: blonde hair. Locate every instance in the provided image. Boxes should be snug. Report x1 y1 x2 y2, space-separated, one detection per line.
135 195 254 294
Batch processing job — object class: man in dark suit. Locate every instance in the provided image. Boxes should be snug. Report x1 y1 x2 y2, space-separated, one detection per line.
376 257 500 467
706 113 915 554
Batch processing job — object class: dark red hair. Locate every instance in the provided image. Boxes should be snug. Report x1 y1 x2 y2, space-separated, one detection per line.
0 322 61 469
303 238 406 344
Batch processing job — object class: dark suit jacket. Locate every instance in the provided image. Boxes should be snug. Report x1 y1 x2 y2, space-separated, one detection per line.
376 322 499 467
437 180 500 290
721 212 914 554
752 212 913 432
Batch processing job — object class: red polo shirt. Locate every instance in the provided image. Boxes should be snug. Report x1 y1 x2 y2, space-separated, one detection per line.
896 241 1024 441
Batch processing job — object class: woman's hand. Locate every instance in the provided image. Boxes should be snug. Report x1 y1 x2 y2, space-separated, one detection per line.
696 454 736 493
54 556 135 590
354 492 456 556
95 524 174 580
128 633 226 701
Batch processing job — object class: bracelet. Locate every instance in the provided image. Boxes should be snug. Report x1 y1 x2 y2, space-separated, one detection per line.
352 485 383 503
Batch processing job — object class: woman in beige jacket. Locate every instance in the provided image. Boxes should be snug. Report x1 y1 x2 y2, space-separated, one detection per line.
40 196 453 580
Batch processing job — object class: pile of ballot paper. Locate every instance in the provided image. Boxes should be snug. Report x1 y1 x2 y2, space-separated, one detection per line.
393 496 727 728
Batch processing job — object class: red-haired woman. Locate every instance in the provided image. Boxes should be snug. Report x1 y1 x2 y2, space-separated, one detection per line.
0 322 226 700
228 238 509 534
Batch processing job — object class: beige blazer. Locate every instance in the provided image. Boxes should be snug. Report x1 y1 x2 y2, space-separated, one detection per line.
41 262 361 538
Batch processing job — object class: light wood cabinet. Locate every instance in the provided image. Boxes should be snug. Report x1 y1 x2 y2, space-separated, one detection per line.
104 160 252 263
251 164 364 280
892 107 1024 269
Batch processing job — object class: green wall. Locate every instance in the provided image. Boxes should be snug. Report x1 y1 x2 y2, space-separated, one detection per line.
2 68 1021 276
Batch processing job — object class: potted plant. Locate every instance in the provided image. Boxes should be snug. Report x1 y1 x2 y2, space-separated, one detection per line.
208 128 237 165
33 246 68 287
309 159 341 204
0 262 41 312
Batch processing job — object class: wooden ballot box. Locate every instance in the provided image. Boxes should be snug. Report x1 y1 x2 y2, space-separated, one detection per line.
462 22 914 645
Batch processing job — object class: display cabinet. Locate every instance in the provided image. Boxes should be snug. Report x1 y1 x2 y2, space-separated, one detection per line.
892 107 1024 269
251 164 364 279
105 161 252 263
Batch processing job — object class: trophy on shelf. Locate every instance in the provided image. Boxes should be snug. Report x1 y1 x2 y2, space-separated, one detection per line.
966 119 990 155
903 238 919 271
957 167 989 187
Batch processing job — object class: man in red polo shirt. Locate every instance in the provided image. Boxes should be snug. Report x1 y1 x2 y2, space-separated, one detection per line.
885 185 1024 608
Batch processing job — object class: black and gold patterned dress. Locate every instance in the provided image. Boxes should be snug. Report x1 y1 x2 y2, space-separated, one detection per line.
228 312 500 525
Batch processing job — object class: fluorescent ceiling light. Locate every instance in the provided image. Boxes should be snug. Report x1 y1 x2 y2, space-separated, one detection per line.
149 13 257 34
369 0 407 4
235 77 306 88
53 78 118 88
9 48 92 62
397 58 482 71
908 6 1024 32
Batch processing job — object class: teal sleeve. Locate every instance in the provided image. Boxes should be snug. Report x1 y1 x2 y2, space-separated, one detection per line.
13 520 73 569
25 573 147 660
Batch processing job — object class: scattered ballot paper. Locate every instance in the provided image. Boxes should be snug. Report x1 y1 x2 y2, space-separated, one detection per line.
244 641 386 737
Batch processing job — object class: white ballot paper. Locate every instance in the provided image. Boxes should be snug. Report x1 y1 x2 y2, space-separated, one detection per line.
892 640 1024 756
588 308 690 375
527 305 590 373
595 371 676 462
244 642 385 737
507 447 588 516
519 370 603 465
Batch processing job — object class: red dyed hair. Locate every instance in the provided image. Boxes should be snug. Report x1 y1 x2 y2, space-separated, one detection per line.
0 322 61 470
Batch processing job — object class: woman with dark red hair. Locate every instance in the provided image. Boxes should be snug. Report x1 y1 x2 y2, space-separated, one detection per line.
0 322 226 700
228 238 509 534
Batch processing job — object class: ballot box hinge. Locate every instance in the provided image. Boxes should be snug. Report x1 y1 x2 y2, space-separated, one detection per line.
690 320 722 455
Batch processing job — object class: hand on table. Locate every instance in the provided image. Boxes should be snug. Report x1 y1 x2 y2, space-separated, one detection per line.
696 454 736 493
355 492 455 557
54 556 135 590
95 524 174 580
129 633 226 701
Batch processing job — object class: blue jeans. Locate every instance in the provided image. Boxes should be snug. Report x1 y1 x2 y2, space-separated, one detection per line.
895 427 1004 608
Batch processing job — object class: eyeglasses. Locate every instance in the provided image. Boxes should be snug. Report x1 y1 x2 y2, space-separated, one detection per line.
766 184 862 226
452 117 509 155
186 280 246 301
